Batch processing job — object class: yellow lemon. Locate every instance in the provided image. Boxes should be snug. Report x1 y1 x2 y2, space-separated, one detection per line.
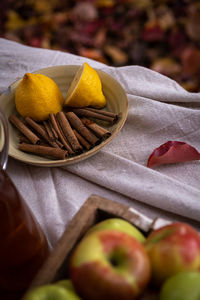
64 62 106 108
15 73 64 121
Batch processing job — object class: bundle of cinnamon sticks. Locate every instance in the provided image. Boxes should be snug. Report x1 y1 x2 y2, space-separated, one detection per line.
9 108 119 160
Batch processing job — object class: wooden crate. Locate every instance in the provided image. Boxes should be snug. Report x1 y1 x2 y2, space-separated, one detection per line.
28 194 181 299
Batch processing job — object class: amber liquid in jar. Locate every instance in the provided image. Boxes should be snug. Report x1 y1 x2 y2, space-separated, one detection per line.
0 169 49 300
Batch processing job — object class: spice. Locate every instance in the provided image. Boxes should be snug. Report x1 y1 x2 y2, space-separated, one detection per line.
43 120 55 142
56 111 82 153
25 117 58 148
49 113 74 155
66 111 99 145
18 134 30 144
9 115 40 145
48 116 59 139
81 118 111 140
9 108 120 160
19 143 67 160
85 107 118 120
73 129 92 150
72 108 116 123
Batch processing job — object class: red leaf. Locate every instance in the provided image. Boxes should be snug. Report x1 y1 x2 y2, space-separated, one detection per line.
147 141 200 168
142 23 165 42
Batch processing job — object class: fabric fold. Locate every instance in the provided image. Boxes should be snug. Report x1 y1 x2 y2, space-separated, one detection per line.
64 150 200 222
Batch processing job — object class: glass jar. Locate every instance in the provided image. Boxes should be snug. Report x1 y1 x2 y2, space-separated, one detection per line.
0 109 50 299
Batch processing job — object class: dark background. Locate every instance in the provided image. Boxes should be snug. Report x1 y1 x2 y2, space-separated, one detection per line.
1 0 200 92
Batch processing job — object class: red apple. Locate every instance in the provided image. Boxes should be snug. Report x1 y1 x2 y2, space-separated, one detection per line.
145 222 200 286
69 230 151 300
86 218 146 243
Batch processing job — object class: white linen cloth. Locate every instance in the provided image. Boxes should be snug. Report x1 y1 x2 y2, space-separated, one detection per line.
0 38 200 248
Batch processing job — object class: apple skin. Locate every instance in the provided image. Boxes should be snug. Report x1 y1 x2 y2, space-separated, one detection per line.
69 230 151 300
160 271 200 300
56 279 81 299
56 279 77 293
22 283 81 300
145 222 200 286
87 218 146 243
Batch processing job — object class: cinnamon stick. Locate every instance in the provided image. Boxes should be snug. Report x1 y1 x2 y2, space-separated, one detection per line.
72 108 115 123
19 143 67 160
18 134 31 144
57 112 82 152
85 108 118 120
25 117 58 148
81 118 111 140
18 133 49 147
9 115 40 145
56 118 76 153
48 118 58 139
66 112 99 145
55 139 64 149
43 121 55 141
43 120 64 148
73 129 91 150
49 113 74 155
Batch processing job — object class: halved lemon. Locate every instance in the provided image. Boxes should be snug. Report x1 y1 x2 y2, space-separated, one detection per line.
64 62 106 108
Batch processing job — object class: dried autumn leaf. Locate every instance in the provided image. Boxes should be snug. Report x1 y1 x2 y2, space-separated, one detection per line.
186 9 200 42
142 21 165 42
72 2 98 21
181 45 200 76
147 141 200 168
150 57 181 77
104 44 128 65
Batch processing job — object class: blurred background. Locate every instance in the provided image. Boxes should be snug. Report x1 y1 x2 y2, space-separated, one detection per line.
1 0 200 92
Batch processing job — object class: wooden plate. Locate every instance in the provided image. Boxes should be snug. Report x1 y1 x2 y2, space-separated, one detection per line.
0 65 128 167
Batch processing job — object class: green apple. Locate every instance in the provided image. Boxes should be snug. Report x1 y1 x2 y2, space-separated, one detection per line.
145 222 200 286
56 279 79 295
22 283 81 300
69 229 151 300
87 218 146 243
160 271 200 300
